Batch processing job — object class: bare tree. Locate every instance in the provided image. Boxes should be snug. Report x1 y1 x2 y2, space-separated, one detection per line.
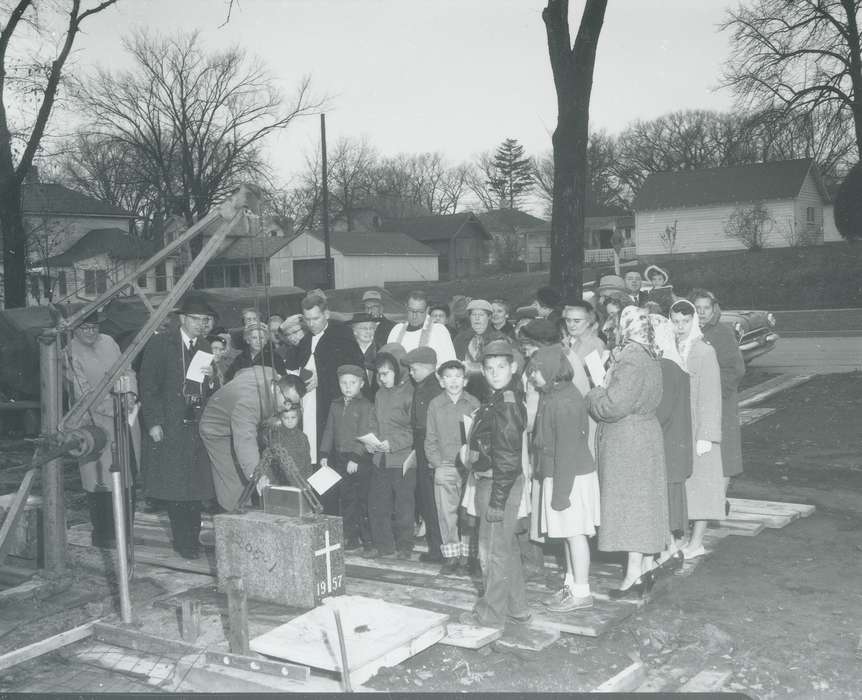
721 0 862 159
327 136 377 231
543 0 608 297
77 30 320 229
466 151 503 211
0 0 119 308
725 202 774 251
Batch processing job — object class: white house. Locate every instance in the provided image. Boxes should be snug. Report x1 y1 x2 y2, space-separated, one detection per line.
633 159 830 255
271 230 438 290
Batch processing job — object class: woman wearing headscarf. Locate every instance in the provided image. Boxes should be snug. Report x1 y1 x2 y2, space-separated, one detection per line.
650 314 692 573
690 289 746 481
587 306 668 598
670 299 725 559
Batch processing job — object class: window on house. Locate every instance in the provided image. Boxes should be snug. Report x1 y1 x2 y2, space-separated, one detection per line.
806 206 816 224
173 264 185 284
57 271 67 297
227 265 241 288
155 263 167 292
96 270 108 294
84 269 96 295
137 273 147 289
30 276 40 300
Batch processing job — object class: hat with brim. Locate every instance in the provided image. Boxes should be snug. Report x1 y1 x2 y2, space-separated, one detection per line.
362 290 382 302
466 299 493 314
79 308 106 327
349 312 378 325
518 319 559 346
175 295 216 317
596 275 627 296
514 305 539 321
481 339 515 360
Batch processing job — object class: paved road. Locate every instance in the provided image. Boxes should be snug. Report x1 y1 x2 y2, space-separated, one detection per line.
774 308 862 337
749 336 862 374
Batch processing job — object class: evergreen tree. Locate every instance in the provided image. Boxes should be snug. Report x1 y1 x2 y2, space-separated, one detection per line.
487 138 535 209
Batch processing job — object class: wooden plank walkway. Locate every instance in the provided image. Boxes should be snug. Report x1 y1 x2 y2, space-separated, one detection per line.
67 497 815 642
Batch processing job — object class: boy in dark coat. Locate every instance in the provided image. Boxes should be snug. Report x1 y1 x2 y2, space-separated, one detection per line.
319 365 375 550
405 346 445 562
460 340 530 628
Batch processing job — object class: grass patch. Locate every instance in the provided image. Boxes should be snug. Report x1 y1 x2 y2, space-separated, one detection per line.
382 242 862 310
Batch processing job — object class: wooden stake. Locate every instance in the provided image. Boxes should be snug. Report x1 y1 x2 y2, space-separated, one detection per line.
0 622 95 672
226 576 249 655
181 599 202 644
333 607 352 692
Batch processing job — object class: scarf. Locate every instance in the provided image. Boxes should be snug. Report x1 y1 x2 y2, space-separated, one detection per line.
672 300 703 371
649 314 684 371
618 305 657 357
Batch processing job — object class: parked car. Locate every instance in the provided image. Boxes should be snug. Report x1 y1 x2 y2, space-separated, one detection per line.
719 309 779 363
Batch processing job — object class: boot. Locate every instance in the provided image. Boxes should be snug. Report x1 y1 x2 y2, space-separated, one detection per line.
89 491 116 548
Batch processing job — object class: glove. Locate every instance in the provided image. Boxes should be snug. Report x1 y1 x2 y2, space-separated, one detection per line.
256 475 270 496
346 460 359 475
551 494 570 512
485 506 504 523
696 440 712 456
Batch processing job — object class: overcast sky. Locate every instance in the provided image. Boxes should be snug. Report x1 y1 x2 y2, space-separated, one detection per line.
68 0 736 188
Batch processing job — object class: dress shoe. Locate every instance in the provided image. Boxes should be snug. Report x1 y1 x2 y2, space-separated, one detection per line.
439 557 460 575
459 611 503 629
419 551 443 563
681 544 706 560
542 586 570 607
654 550 684 578
608 571 655 600
547 590 593 613
506 611 533 625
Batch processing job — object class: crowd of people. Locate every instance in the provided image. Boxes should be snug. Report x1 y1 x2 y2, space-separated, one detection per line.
64 266 745 628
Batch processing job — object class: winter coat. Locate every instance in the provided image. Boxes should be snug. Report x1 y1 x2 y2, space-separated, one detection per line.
370 380 415 468
655 357 693 484
224 343 286 383
139 327 215 501
532 382 594 510
587 342 668 553
701 308 745 477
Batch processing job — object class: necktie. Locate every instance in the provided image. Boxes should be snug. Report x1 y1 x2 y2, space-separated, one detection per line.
188 339 195 354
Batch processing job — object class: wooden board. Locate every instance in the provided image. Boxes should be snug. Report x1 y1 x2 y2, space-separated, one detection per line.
0 622 95 672
679 669 732 692
724 508 795 529
250 595 448 686
440 623 503 649
92 622 202 656
594 660 647 692
713 519 765 536
738 407 777 426
495 624 560 652
728 498 815 518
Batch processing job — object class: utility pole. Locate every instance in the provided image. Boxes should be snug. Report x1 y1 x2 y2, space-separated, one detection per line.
320 114 334 290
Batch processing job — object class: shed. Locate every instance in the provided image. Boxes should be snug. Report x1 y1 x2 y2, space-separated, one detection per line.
633 159 830 255
380 212 491 279
271 230 439 290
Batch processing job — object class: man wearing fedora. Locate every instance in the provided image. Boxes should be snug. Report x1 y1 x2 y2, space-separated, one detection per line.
139 295 217 559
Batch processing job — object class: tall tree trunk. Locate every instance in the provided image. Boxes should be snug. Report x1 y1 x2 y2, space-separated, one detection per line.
840 0 862 159
543 0 607 298
0 176 26 307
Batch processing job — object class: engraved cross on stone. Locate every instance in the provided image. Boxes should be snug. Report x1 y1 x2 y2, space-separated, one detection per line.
313 529 341 593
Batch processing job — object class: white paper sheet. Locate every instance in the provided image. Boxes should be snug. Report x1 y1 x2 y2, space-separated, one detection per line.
402 450 416 475
307 464 342 495
185 350 214 383
583 350 606 388
357 432 385 450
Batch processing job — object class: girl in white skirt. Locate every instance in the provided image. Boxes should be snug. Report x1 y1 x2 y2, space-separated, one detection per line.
527 346 601 612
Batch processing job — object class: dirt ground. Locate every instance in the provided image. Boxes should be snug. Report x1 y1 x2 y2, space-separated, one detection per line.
1 371 861 695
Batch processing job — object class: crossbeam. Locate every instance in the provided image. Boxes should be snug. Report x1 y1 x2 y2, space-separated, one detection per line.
58 185 262 432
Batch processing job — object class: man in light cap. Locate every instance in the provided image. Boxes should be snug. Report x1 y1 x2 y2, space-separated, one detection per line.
387 290 456 367
453 299 507 401
362 289 395 347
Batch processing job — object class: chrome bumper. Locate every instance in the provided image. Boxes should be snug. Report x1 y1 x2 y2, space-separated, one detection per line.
739 332 779 352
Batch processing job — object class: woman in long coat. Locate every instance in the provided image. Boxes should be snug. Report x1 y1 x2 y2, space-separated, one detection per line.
691 289 745 479
650 314 692 567
587 306 669 598
671 299 725 559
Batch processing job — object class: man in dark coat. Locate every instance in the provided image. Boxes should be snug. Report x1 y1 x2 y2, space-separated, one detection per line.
139 296 217 559
294 292 364 466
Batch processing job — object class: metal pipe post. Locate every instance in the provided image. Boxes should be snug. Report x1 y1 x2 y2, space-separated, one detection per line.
39 330 65 572
320 113 334 290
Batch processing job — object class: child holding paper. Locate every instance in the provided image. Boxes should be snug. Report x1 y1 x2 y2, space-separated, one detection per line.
366 347 416 559
319 365 375 551
425 360 481 574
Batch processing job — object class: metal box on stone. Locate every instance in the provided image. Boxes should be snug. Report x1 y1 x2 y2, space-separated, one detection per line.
214 511 344 608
